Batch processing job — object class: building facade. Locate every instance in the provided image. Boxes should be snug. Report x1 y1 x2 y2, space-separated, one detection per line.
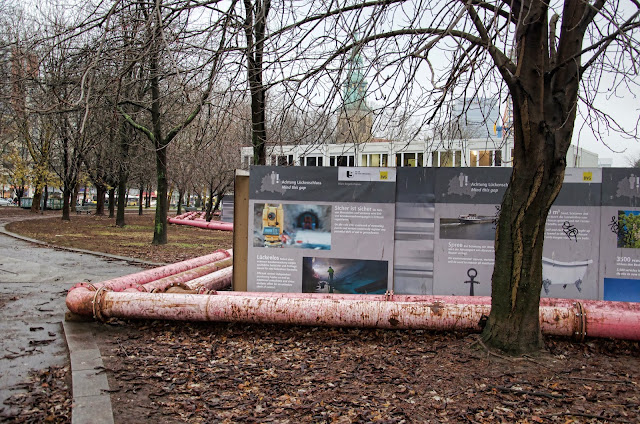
241 137 600 169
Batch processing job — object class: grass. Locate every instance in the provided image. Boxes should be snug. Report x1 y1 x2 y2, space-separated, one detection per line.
4 209 234 264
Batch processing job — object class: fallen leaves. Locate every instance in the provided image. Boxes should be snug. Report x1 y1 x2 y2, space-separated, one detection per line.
2 366 71 423
91 321 640 423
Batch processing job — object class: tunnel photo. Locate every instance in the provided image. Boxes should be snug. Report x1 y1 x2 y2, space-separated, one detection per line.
253 202 332 249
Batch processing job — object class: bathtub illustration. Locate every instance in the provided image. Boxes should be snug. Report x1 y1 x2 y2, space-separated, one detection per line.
542 257 593 294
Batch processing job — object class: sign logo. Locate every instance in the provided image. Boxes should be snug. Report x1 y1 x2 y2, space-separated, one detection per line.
583 172 593 182
346 171 354 178
379 171 388 180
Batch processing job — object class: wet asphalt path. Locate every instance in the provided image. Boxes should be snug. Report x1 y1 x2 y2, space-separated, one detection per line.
0 219 144 417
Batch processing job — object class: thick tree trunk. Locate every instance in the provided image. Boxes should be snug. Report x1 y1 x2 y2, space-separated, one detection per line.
152 146 168 245
478 0 588 354
108 188 116 218
62 188 71 221
95 185 106 216
481 162 564 353
31 184 42 213
116 179 127 227
71 183 79 213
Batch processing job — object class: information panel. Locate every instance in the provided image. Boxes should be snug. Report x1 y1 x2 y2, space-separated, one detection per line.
394 168 436 294
432 168 511 296
541 168 601 300
247 166 396 294
600 168 640 302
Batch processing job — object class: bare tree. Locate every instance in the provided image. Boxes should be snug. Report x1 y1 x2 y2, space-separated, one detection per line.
314 0 640 353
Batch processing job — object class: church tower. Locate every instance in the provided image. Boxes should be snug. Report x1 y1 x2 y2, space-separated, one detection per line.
336 45 373 145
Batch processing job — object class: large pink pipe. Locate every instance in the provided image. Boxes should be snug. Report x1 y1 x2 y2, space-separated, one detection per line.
68 249 232 292
184 266 233 291
65 289 640 341
138 258 233 292
66 250 232 316
168 217 233 231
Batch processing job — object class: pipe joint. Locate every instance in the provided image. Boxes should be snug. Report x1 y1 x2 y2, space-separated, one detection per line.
573 301 587 342
92 286 110 322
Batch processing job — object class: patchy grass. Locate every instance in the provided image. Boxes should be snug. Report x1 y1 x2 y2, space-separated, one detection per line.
4 210 233 264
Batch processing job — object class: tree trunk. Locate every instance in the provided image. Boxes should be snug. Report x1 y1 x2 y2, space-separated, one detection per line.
82 185 87 206
42 185 48 211
71 183 79 213
213 193 223 214
152 146 168 245
31 184 42 213
62 188 71 221
481 0 583 354
205 185 214 222
481 168 561 353
108 188 116 218
95 185 106 216
138 184 144 216
177 191 183 215
116 179 127 227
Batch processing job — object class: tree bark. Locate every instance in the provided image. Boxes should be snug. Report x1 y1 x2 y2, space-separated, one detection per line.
95 185 106 216
481 0 587 354
31 189 42 213
138 183 144 216
152 146 168 245
116 179 127 227
62 188 72 221
71 183 79 213
108 187 116 218
177 191 183 215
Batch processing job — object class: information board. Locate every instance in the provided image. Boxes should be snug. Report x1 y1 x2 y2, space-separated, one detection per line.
247 166 396 294
600 168 640 302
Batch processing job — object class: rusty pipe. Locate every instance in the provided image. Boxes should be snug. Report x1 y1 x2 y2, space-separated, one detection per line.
139 258 233 293
183 266 233 292
66 250 232 315
65 289 640 340
168 217 233 231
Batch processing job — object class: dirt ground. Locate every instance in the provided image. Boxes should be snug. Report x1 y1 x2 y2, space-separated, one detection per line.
4 208 234 264
96 321 639 423
3 207 640 423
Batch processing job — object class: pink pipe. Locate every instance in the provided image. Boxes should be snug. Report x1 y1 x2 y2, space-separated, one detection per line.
65 287 640 340
91 293 492 330
214 291 492 304
184 266 233 291
136 258 233 292
68 249 231 292
168 217 233 231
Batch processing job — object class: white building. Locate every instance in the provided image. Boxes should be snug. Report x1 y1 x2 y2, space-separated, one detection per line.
241 137 600 169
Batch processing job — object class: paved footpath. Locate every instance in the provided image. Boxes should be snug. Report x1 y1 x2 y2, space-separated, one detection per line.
0 214 150 423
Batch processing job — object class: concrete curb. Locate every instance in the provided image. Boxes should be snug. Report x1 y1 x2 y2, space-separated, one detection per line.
62 321 115 424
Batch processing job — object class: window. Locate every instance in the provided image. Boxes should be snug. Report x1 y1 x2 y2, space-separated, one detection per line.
304 156 323 166
431 151 461 167
404 153 416 167
441 151 453 167
470 150 501 167
395 153 420 167
276 155 294 166
329 155 354 166
362 153 389 167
